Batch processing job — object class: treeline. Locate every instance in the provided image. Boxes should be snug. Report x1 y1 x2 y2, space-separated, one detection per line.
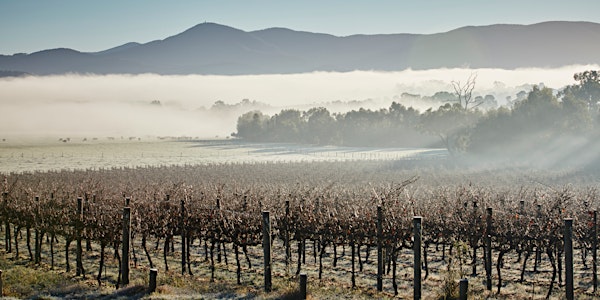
235 71 600 161
235 103 438 147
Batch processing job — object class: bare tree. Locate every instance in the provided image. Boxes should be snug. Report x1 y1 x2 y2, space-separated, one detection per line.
452 73 481 110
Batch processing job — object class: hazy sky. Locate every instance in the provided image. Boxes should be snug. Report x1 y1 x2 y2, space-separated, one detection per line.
1 0 599 55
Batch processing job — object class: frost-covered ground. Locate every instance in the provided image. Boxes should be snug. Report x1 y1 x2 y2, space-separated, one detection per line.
0 138 446 174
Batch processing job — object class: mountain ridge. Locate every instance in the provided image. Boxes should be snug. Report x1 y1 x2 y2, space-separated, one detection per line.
1 21 599 75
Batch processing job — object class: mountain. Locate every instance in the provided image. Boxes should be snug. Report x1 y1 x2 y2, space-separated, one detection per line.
1 21 599 75
0 70 29 78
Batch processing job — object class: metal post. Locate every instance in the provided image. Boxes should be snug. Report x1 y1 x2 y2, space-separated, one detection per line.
34 196 40 264
122 207 131 286
486 207 492 291
414 216 422 300
149 268 158 293
262 211 272 292
377 206 383 292
180 199 186 275
76 197 84 276
593 210 598 293
565 218 573 300
300 273 307 299
459 278 468 300
285 200 291 267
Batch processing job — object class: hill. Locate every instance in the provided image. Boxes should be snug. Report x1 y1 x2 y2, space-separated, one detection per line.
1 21 599 75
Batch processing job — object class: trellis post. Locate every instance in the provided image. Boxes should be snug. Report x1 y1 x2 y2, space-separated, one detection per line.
262 211 272 292
121 206 131 286
76 197 84 276
565 218 574 300
377 206 383 292
414 216 422 300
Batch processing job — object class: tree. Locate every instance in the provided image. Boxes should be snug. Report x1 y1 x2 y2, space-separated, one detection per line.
420 103 480 155
560 92 593 133
466 106 513 154
512 86 561 133
561 70 600 112
452 73 481 110
236 111 269 141
466 86 562 156
270 109 303 142
304 107 336 144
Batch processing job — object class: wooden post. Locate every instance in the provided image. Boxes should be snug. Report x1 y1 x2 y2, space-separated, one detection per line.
377 206 383 292
299 273 307 299
122 207 131 286
262 211 272 292
565 218 573 300
485 207 492 291
149 268 158 293
459 278 468 300
180 199 186 275
76 197 84 276
414 216 422 300
593 210 597 293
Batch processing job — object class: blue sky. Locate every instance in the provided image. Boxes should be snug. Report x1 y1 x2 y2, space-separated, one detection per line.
1 0 599 55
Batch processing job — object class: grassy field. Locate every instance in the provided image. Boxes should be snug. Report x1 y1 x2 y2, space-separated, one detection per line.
0 137 445 174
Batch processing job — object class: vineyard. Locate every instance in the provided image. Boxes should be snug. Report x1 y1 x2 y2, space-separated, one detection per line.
0 160 599 299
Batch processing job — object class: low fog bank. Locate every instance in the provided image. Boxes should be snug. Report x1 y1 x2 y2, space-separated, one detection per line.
0 101 236 139
0 65 597 139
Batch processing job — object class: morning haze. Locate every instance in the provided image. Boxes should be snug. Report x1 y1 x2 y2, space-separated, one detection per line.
0 66 597 140
3 2 600 299
1 21 600 170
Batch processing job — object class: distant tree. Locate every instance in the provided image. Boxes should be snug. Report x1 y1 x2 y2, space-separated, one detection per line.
452 73 481 110
389 101 420 125
515 91 528 101
560 92 593 133
467 86 561 155
236 111 269 141
561 70 600 112
512 86 561 133
420 103 480 155
400 92 421 100
211 100 228 111
479 95 498 110
574 70 600 107
430 91 458 103
304 107 336 144
466 106 513 153
271 109 303 142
